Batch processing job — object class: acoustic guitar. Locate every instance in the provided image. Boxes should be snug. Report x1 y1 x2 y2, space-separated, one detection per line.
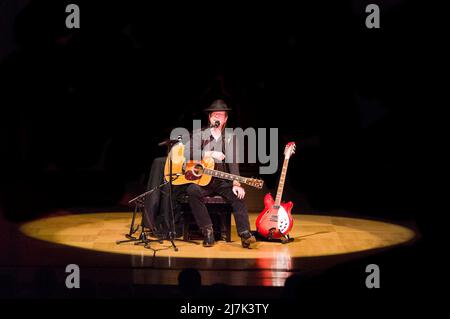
164 142 264 189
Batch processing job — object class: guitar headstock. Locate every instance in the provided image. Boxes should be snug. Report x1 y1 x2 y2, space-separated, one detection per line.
246 178 264 189
284 142 296 159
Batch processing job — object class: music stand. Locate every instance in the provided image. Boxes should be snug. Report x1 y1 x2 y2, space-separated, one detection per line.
159 137 200 251
115 183 167 247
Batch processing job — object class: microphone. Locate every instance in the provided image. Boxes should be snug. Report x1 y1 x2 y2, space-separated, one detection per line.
213 120 220 128
158 135 183 147
158 139 179 147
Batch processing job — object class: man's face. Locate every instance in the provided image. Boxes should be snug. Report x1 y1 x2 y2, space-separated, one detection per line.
209 111 228 127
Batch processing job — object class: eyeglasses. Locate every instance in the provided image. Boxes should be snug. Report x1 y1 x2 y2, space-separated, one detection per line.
210 112 227 118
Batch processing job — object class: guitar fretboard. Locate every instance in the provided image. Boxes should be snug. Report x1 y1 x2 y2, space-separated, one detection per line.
275 158 290 206
203 168 249 184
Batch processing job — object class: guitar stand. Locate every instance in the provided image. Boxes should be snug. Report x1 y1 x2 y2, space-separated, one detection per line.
266 228 294 244
280 233 294 244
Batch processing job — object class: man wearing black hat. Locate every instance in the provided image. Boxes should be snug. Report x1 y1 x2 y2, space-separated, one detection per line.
183 99 257 248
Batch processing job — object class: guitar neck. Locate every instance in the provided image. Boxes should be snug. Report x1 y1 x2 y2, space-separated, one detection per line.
203 168 249 185
274 158 290 206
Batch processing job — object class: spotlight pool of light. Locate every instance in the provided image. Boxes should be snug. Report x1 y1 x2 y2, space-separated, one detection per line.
19 212 416 259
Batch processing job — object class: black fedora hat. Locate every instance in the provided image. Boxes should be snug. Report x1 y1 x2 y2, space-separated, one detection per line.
203 99 232 112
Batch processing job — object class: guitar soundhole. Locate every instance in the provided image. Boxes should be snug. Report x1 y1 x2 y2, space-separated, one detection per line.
185 164 203 181
192 164 204 177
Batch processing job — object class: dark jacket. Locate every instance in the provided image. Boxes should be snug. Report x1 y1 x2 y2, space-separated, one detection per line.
183 128 240 176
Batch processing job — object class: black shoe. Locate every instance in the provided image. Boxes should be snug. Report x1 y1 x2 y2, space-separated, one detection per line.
202 226 215 247
240 230 257 249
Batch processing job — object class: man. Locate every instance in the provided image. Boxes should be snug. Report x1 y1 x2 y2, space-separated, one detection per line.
184 99 257 248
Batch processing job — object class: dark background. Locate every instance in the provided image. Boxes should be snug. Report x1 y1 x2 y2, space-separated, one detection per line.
0 0 434 260
0 0 440 303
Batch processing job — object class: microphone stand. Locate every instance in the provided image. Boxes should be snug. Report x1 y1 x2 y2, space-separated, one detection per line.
160 136 200 251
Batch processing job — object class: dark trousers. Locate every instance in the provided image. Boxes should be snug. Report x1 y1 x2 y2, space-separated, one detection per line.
186 179 251 234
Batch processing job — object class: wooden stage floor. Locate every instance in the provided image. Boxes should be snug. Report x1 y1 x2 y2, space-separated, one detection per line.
2 211 417 288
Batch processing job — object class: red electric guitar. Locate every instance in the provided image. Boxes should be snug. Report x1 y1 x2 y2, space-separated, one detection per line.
256 142 296 243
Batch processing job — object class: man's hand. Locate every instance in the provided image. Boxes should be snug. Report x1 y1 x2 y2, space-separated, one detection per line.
232 185 245 199
205 151 225 161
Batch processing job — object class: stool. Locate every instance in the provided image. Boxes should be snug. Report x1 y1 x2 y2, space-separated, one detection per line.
178 195 232 242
